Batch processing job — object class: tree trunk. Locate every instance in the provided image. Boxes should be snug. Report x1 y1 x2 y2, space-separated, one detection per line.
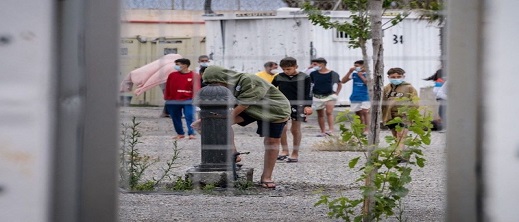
363 0 384 221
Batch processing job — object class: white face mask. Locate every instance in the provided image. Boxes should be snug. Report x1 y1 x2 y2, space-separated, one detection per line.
389 78 404 85
355 67 362 72
312 66 321 71
200 62 209 67
270 69 280 74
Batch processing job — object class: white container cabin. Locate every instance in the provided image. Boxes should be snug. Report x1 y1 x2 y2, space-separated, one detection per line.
203 8 442 105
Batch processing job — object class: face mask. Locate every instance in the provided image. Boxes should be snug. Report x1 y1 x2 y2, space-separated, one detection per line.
355 67 362 72
200 62 209 67
270 69 279 74
312 66 321 71
174 65 182 71
389 79 404 85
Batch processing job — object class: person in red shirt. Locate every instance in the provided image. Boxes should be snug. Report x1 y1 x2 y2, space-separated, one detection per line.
164 58 200 139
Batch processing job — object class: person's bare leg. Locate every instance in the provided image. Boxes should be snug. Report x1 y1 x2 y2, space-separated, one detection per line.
317 109 326 133
391 127 408 156
279 124 289 156
355 110 364 130
325 101 336 133
231 116 245 162
229 126 241 162
362 109 370 133
261 137 280 185
290 120 302 159
395 128 408 156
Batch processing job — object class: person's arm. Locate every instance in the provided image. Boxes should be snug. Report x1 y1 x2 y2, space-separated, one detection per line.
232 104 249 119
192 73 201 94
357 71 368 84
409 86 420 108
304 75 312 104
271 75 279 87
163 75 172 99
341 67 356 83
333 72 342 95
436 81 448 100
304 75 313 115
335 81 342 95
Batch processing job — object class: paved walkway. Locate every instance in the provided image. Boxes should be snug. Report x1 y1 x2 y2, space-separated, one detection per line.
118 107 446 221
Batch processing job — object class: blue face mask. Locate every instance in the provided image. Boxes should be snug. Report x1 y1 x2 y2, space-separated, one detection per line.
174 65 182 71
389 79 404 85
200 62 209 67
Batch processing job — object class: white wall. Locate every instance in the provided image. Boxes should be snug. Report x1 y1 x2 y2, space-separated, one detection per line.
205 10 442 105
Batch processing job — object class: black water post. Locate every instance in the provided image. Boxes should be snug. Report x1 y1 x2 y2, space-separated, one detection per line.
194 85 234 171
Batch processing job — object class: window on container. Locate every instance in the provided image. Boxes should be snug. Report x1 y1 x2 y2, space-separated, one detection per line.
333 29 349 42
163 48 178 55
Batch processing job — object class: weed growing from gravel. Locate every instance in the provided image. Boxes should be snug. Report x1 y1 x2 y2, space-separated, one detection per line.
234 178 254 190
120 117 181 191
169 175 193 191
315 98 432 221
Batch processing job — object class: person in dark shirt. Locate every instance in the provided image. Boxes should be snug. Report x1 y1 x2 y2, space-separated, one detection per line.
309 57 341 137
272 57 313 162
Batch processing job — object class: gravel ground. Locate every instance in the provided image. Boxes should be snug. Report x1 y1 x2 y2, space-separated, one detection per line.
118 106 446 222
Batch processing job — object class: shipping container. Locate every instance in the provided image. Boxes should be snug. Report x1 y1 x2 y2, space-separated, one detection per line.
203 8 442 105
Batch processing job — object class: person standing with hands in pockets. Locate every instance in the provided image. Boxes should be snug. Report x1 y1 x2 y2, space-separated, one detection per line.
341 60 371 135
272 57 313 163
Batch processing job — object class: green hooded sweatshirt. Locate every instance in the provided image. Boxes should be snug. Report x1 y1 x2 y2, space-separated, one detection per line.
203 66 291 122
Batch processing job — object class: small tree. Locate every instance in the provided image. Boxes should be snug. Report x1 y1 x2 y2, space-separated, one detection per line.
303 0 442 220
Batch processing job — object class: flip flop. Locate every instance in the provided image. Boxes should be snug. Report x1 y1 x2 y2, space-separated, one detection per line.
286 158 298 163
259 181 276 189
277 155 288 161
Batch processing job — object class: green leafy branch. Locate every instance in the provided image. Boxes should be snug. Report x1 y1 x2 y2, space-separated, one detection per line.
120 116 182 191
316 97 433 221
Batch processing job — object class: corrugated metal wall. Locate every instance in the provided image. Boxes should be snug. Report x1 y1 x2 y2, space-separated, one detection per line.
209 17 313 73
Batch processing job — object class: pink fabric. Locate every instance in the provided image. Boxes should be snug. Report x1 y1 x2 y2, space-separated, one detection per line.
119 54 183 95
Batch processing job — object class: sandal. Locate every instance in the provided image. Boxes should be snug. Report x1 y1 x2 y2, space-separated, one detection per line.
259 181 276 189
277 155 288 161
286 158 298 163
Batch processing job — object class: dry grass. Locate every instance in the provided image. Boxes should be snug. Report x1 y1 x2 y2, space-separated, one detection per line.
313 134 367 152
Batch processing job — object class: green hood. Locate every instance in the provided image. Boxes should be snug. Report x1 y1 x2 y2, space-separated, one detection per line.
201 65 291 122
203 66 243 86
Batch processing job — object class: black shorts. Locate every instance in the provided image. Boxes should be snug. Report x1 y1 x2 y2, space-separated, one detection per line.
237 112 287 138
386 123 407 130
290 105 307 121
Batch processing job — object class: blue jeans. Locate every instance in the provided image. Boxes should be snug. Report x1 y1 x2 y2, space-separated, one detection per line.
165 100 195 136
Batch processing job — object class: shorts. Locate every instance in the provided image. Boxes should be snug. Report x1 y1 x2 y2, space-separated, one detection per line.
313 94 338 110
350 101 371 112
290 105 307 121
386 123 407 130
237 112 287 138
